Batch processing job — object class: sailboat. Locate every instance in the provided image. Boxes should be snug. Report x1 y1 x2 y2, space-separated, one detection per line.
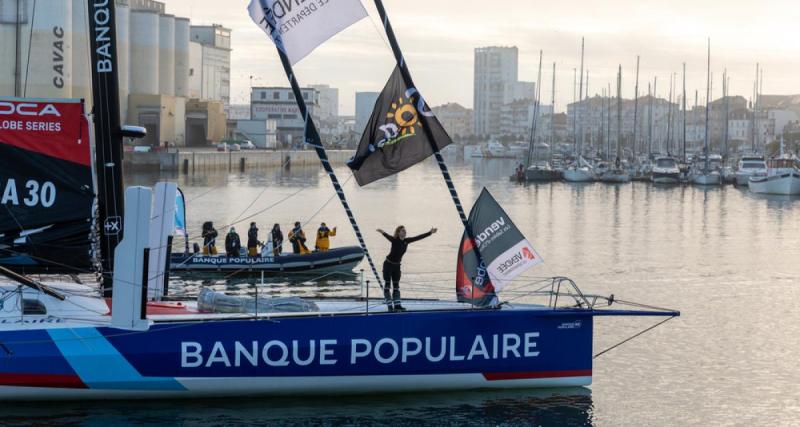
563 38 596 183
0 0 678 400
600 66 631 183
525 51 559 182
691 40 721 186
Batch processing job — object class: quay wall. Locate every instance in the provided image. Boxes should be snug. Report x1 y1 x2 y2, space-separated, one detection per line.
123 150 356 172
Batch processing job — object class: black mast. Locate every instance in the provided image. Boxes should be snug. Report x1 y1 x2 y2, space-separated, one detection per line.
88 0 125 297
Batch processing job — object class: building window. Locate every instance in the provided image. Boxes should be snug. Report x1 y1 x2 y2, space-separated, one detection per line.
273 92 280 100
302 92 308 100
284 114 297 120
268 114 282 119
289 93 295 100
260 92 266 100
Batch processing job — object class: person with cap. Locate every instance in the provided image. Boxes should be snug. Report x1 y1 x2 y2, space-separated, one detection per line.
202 221 218 255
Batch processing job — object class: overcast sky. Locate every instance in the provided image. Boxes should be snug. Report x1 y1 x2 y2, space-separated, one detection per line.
166 0 800 115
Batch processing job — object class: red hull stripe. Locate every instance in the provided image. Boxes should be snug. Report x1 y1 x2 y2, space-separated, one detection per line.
482 369 592 381
0 373 87 389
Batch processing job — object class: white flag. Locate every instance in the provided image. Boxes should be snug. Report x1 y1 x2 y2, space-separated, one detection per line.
248 0 368 65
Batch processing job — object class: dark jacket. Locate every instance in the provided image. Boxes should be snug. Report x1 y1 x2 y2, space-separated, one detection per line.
247 226 259 248
381 230 433 264
225 232 241 255
202 228 218 247
272 228 283 246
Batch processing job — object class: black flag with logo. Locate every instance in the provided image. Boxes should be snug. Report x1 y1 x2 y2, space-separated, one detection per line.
347 65 453 186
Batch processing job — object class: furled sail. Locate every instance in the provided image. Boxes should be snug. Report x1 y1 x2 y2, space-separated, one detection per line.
457 188 543 307
0 98 95 272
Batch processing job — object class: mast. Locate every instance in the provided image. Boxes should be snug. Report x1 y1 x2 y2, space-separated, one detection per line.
751 63 758 152
723 69 730 159
526 50 544 167
633 56 640 159
586 70 590 151
572 68 577 155
704 39 711 173
653 77 657 155
577 38 585 158
88 0 126 296
666 73 673 156
616 65 623 163
694 90 698 153
682 63 687 162
600 87 605 155
607 82 611 160
648 82 653 158
550 62 556 149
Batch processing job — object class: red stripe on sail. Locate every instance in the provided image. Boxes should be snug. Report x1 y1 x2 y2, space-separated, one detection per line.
0 373 87 388
482 370 592 381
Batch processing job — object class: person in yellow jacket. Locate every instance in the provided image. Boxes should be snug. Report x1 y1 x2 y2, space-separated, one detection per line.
315 222 337 251
288 221 310 255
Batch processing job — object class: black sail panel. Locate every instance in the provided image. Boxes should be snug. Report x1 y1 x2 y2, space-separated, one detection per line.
0 99 94 273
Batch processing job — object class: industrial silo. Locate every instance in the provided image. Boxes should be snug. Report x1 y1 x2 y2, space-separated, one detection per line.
18 0 73 98
129 8 158 95
0 1 18 96
158 13 174 96
173 16 190 98
71 0 91 105
116 0 130 121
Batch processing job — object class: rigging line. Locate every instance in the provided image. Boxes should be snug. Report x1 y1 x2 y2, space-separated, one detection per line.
593 315 677 359
22 0 36 97
302 173 355 228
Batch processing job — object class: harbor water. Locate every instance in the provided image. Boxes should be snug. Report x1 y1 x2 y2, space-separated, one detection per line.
7 156 800 425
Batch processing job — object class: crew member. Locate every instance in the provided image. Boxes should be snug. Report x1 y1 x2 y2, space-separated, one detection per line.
377 225 437 312
225 227 241 257
315 222 337 252
516 163 525 183
271 224 284 256
247 222 260 257
202 221 218 255
288 221 310 254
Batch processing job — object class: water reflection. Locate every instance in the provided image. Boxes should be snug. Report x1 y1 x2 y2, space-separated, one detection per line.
0 388 593 426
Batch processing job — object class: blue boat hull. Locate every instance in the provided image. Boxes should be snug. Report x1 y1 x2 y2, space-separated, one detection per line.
169 246 365 276
0 309 593 399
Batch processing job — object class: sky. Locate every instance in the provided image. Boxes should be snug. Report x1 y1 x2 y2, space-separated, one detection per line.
165 0 800 115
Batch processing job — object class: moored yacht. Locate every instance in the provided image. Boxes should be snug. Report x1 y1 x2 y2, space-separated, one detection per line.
748 158 800 195
735 156 767 187
651 157 681 184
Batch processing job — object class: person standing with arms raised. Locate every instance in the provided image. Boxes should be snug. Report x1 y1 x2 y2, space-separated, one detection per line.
377 226 437 312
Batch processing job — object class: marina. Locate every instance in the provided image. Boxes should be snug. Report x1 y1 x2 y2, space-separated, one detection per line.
0 0 799 424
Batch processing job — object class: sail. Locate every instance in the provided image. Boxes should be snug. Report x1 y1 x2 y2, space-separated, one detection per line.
457 188 543 307
0 98 94 272
174 188 189 253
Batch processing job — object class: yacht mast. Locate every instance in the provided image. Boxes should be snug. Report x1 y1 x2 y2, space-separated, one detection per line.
667 73 673 156
682 63 687 162
723 69 730 159
704 39 711 173
577 37 585 158
550 62 556 149
526 50 544 167
88 0 126 296
633 56 640 159
648 82 653 158
616 65 623 163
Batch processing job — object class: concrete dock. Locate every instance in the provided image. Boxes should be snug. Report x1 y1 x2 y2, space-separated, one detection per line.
122 149 356 172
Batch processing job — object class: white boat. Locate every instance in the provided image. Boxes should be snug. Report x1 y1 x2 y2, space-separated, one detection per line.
734 156 767 187
600 169 631 183
563 167 595 182
691 170 721 185
748 158 800 195
483 141 513 158
651 157 681 184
